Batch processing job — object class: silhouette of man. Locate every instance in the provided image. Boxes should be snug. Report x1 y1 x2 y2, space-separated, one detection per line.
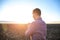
25 8 47 40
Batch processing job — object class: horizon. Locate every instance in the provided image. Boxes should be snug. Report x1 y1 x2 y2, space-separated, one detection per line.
0 21 60 24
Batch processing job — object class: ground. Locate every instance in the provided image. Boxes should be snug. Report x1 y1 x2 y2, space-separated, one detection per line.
0 24 60 40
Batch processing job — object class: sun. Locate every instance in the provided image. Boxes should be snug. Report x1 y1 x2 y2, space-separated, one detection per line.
0 4 35 24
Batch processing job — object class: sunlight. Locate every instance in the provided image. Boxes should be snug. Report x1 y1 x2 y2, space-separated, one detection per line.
0 3 35 24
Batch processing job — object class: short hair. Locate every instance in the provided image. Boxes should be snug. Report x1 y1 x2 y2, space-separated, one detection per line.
33 8 41 16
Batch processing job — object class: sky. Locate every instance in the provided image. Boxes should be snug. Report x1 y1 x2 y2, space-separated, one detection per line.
0 0 60 24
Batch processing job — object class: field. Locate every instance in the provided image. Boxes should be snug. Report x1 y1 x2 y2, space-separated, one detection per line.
0 24 60 40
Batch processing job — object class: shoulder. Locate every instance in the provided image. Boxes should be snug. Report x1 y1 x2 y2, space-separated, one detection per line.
31 20 40 26
32 20 46 25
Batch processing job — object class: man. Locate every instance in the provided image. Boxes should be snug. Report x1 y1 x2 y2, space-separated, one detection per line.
25 8 47 40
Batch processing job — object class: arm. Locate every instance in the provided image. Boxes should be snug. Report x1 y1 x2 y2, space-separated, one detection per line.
25 22 37 37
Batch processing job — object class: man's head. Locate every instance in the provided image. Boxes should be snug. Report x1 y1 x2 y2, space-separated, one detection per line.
32 8 41 20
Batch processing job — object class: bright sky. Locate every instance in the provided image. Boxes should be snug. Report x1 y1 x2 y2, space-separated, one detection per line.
0 0 60 24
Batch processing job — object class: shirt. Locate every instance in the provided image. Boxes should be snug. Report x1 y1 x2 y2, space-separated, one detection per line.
25 17 47 40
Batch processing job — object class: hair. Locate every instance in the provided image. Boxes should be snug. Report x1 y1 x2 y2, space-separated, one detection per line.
33 8 41 16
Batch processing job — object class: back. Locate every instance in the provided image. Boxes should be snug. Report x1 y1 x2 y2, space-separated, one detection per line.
25 18 47 40
31 18 47 40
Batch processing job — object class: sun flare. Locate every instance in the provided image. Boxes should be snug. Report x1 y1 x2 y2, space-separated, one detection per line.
0 3 36 24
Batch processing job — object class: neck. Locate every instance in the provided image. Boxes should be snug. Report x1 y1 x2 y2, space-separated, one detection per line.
35 16 41 20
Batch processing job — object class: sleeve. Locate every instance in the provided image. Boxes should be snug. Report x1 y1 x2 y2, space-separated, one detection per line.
25 22 37 37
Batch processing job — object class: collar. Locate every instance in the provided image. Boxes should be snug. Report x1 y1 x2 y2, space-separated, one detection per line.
36 17 42 20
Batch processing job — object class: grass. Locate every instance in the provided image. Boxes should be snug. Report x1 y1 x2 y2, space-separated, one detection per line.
0 24 60 40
